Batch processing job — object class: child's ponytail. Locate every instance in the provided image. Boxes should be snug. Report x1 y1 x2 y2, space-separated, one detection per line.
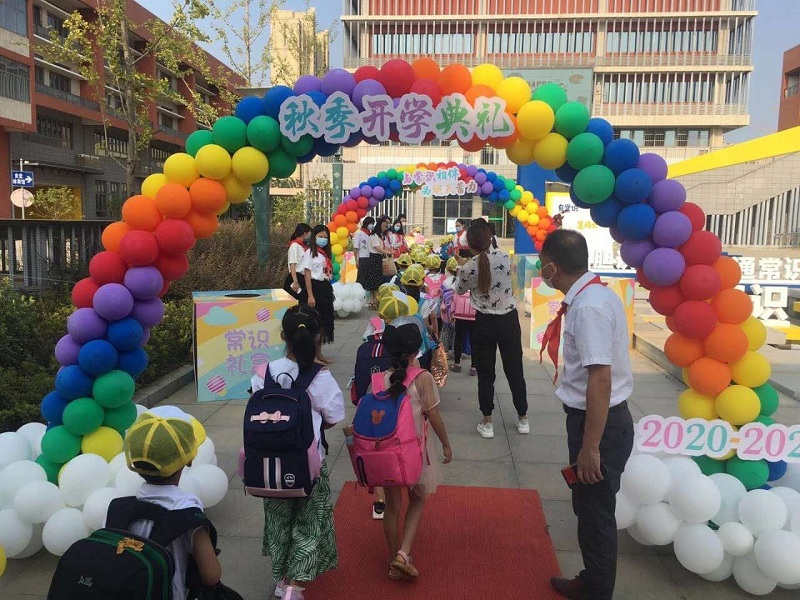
387 352 410 399
281 305 321 373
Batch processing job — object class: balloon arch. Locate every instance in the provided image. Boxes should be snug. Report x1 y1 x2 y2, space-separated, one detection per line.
3 59 794 584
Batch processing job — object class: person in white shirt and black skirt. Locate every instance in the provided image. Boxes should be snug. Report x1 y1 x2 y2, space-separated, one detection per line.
364 216 394 293
283 223 311 302
301 225 336 350
354 217 375 299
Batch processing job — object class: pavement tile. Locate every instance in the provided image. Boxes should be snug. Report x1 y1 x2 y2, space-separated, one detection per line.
516 462 572 501
216 535 273 599
442 458 519 488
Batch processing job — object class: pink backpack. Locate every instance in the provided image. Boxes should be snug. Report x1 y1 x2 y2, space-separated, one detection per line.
424 274 445 299
453 291 476 321
348 368 426 488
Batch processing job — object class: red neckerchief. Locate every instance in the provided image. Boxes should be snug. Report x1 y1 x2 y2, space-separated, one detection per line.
318 248 333 279
540 275 604 384
289 238 307 249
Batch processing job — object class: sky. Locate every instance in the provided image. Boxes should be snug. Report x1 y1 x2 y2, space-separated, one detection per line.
139 0 796 144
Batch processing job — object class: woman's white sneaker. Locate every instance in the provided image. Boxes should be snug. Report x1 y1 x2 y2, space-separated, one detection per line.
477 422 494 438
516 417 530 434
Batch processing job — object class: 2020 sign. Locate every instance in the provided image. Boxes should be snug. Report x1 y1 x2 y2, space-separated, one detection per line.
637 415 800 463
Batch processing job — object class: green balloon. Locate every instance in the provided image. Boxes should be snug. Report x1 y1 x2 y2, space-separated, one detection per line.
93 370 136 409
267 149 298 179
754 415 776 427
62 397 105 435
504 199 516 210
572 164 615 205
567 132 605 171
532 82 568 112
103 401 138 435
281 134 314 157
692 455 726 476
504 178 515 192
726 456 769 490
377 171 387 180
212 115 248 154
510 189 522 201
387 168 399 180
754 383 779 417
41 426 82 464
36 455 63 484
246 116 281 154
554 101 591 139
332 262 341 273
185 130 214 157
535 259 542 270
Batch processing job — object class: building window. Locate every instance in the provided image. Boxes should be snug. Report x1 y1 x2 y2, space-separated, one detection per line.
488 29 595 54
37 114 73 149
48 71 71 93
150 146 170 170
45 11 67 38
94 132 128 158
35 65 44 85
0 55 30 102
643 130 665 147
372 32 474 55
480 146 497 165
606 26 718 54
95 180 108 217
158 69 177 91
676 130 689 147
0 0 27 37
432 196 473 236
158 112 176 130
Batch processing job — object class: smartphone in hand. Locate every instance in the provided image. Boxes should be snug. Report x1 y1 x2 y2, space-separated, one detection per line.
561 462 608 488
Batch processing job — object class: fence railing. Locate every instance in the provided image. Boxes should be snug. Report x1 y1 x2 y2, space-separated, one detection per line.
36 82 100 112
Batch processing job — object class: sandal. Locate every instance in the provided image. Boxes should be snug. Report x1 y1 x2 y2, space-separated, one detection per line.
390 550 419 580
450 364 462 373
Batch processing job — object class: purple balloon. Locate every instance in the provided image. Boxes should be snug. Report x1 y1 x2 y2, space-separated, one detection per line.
352 79 386 110
368 197 380 208
466 165 478 177
67 307 107 344
131 298 165 328
293 75 322 95
610 225 626 244
652 211 692 248
342 131 364 148
474 172 487 185
360 185 373 197
140 327 151 348
321 68 356 97
349 186 361 198
650 179 687 213
620 239 656 268
372 186 385 200
55 334 82 366
643 247 686 287
637 153 668 185
457 163 467 170
93 283 135 321
481 181 494 195
124 266 164 301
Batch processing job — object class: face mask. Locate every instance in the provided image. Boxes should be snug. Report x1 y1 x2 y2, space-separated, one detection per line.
394 226 401 232
455 225 463 232
316 237 328 248
540 263 557 289
367 224 374 231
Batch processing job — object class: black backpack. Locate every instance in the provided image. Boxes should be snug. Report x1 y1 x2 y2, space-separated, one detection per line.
242 363 324 498
351 337 394 405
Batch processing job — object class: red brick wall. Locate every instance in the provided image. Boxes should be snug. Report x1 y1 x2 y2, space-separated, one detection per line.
779 45 800 131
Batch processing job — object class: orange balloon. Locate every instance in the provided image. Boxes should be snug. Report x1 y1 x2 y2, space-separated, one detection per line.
345 210 358 223
426 162 438 171
189 178 227 214
346 222 358 234
416 162 426 168
666 316 677 332
538 217 552 230
712 288 752 324
122 195 163 231
465 84 496 105
327 221 337 233
537 206 549 218
535 230 547 242
489 113 518 149
688 357 732 397
459 136 486 152
334 214 348 227
102 221 130 252
712 256 742 290
526 225 537 237
184 211 218 239
664 333 705 367
412 57 440 81
155 183 192 219
704 323 749 363
439 63 472 96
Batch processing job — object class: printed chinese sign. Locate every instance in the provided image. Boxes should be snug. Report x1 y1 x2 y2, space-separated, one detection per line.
401 167 479 197
193 289 297 402
278 92 515 145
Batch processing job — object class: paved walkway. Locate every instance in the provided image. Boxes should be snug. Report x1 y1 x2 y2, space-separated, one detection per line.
2 311 799 599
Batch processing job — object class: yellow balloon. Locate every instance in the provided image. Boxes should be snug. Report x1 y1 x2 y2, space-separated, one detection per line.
81 426 124 462
510 205 521 217
335 254 344 263
527 213 540 227
533 133 569 170
517 209 529 223
336 226 349 240
740 316 767 351
0 544 5 578
715 385 761 425
232 147 269 185
221 173 251 204
195 144 232 181
517 100 556 141
216 201 231 216
331 243 343 256
471 63 504 91
163 153 199 187
730 351 771 387
506 138 536 166
141 173 167 199
678 389 718 420
190 417 206 448
496 76 532 114
521 190 534 205
329 231 339 245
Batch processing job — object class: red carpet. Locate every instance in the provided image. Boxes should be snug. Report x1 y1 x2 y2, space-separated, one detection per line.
305 483 563 599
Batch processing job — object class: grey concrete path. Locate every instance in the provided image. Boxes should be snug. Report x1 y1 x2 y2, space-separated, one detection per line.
2 311 799 599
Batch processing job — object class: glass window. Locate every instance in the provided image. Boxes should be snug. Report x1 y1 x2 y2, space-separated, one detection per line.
433 199 445 218
676 130 689 147
95 180 108 218
664 130 677 147
37 114 73 148
0 54 30 102
35 65 44 85
632 130 645 146
49 71 71 93
1 0 27 36
698 130 709 146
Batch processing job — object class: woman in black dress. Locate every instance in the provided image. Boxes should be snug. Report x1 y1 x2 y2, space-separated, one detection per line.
364 216 393 293
283 223 311 302
302 225 336 346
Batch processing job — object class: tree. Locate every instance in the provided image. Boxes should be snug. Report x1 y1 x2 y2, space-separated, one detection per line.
40 0 237 195
29 187 80 220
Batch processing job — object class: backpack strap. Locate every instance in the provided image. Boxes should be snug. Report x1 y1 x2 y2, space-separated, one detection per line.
404 366 425 387
106 497 217 549
371 371 387 393
254 362 268 381
369 317 384 332
292 362 324 391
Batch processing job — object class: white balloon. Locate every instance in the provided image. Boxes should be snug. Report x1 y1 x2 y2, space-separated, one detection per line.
336 309 350 318
59 454 110 508
0 508 33 557
700 552 735 582
43 507 88 556
673 522 725 575
0 460 47 508
739 489 788 537
668 473 721 523
333 298 343 311
194 438 217 466
635 502 683 545
718 521 754 557
135 404 148 416
343 299 358 313
82 487 122 532
189 464 228 508
107 453 128 486
13 480 64 524
620 454 670 506
772 463 800 492
770 487 800 517
178 470 204 503
115 467 144 496
734 552 777 595
16 422 46 458
615 491 637 530
778 582 800 590
754 529 800 585
791 509 800 535
147 405 191 423
14 523 44 559
662 456 701 496
709 473 747 525
352 283 365 299
626 523 653 546
0 432 33 469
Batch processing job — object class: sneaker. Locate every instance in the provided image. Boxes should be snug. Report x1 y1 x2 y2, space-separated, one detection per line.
477 422 494 439
274 579 287 598
516 417 530 434
372 501 385 520
284 586 304 600
468 366 477 376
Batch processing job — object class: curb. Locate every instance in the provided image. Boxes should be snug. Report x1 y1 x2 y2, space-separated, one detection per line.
133 364 194 408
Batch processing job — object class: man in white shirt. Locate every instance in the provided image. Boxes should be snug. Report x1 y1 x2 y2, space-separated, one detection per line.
538 229 634 600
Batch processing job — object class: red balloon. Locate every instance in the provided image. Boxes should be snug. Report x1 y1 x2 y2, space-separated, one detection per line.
649 285 685 316
680 202 706 231
72 277 100 308
636 266 656 291
356 208 367 219
354 66 380 83
89 251 128 285
378 59 415 98
158 280 170 298
119 230 159 267
666 315 677 332
680 264 721 301
356 196 369 210
155 252 189 281
680 231 722 266
409 78 443 106
672 300 717 339
459 136 486 152
155 219 196 255
336 204 348 215
534 240 543 252
547 224 558 234
345 199 358 212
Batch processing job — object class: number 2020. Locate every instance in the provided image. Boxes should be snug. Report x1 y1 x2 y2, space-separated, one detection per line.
739 423 800 462
638 416 734 459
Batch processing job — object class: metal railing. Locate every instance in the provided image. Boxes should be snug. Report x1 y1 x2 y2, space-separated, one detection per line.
19 131 72 150
33 23 65 41
594 53 752 68
36 82 100 111
0 70 31 103
593 102 749 117
773 232 800 249
158 126 188 139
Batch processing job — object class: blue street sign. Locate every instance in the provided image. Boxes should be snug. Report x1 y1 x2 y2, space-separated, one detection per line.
11 171 34 188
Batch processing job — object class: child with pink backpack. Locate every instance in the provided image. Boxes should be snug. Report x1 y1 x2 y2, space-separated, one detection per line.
344 321 452 581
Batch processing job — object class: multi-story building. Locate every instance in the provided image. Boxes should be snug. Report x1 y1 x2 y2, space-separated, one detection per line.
269 7 330 87
0 0 244 220
333 0 756 237
779 43 800 131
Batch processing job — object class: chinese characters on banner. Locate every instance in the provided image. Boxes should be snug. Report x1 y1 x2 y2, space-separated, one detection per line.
278 92 516 145
401 167 479 197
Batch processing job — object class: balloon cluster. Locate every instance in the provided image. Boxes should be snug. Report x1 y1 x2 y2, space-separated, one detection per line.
332 282 367 318
618 452 800 593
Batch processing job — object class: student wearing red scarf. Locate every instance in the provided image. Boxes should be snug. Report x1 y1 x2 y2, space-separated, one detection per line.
284 223 311 302
302 225 336 358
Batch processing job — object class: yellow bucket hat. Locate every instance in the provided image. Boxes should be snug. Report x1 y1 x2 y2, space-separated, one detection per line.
426 255 442 270
400 264 426 287
446 257 458 272
378 291 417 321
396 253 413 268
124 414 197 478
377 283 400 300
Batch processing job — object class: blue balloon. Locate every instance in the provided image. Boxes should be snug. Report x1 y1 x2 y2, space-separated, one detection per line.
590 197 624 228
569 187 593 210
487 172 497 182
487 192 498 202
234 96 266 124
377 176 390 189
106 317 145 352
383 189 394 200
116 348 149 378
297 150 317 164
262 85 295 120
477 168 487 175
616 203 656 241
367 176 380 187
615 168 653 205
314 138 339 157
389 179 402 192
759 484 773 490
306 90 327 107
586 118 615 146
555 163 579 183
55 365 95 400
498 189 511 202
41 391 69 425
78 339 119 376
603 139 641 176
767 460 788 482
492 178 505 192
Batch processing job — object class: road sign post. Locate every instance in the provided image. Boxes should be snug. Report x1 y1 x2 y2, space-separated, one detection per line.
11 171 34 188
